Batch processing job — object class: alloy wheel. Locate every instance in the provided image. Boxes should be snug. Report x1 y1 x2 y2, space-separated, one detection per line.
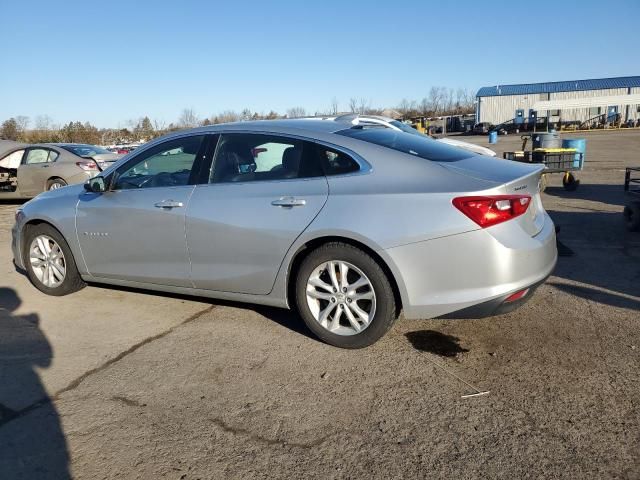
29 235 67 288
305 260 376 336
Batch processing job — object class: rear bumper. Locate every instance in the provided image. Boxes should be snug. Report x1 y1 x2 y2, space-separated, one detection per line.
436 274 550 319
385 212 557 320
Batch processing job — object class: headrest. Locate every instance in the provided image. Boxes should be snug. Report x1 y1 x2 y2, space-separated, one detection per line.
282 146 302 173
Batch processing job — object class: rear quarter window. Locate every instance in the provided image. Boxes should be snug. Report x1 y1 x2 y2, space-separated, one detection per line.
336 128 471 162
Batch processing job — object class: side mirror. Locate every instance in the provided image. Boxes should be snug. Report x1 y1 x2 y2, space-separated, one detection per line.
84 176 107 193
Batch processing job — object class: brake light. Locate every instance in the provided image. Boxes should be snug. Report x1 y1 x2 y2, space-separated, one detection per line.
452 195 531 228
76 161 98 171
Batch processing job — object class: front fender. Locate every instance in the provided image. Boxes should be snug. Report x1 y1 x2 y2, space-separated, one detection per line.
18 187 88 274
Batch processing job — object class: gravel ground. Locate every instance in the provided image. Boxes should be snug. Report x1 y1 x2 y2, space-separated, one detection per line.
1 130 639 479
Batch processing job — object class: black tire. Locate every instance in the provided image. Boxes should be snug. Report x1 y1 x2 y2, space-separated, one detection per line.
23 223 86 296
295 242 397 349
562 172 579 191
624 202 640 232
46 178 67 190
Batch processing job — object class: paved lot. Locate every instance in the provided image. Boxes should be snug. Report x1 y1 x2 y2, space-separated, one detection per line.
1 130 639 479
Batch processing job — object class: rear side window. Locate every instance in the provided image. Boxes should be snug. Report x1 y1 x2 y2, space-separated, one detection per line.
210 133 323 183
313 144 360 175
25 148 58 164
336 128 471 162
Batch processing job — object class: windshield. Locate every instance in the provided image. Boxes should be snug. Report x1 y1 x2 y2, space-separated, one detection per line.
60 145 111 157
336 128 472 162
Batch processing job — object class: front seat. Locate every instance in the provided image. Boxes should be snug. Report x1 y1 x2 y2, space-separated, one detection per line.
214 143 256 182
281 146 302 178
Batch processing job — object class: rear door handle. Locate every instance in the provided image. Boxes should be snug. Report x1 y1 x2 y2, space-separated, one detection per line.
154 200 184 209
271 197 306 208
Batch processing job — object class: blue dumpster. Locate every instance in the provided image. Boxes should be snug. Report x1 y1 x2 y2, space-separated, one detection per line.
562 138 586 169
488 131 498 144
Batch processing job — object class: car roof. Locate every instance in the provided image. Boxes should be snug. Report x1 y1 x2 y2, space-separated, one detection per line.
0 140 27 157
185 119 350 135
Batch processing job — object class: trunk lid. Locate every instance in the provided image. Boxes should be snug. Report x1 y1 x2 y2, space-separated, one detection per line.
442 156 546 236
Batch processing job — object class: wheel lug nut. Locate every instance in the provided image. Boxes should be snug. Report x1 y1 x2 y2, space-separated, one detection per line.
347 298 352 303
342 287 347 293
339 304 343 309
331 297 336 303
333 288 337 293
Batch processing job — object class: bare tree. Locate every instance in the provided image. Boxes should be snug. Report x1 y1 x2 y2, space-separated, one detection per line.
153 119 166 132
14 115 30 133
286 107 307 118
34 115 53 131
357 98 371 115
397 98 417 117
330 97 339 115
348 97 372 115
178 108 199 128
428 87 444 115
214 110 241 123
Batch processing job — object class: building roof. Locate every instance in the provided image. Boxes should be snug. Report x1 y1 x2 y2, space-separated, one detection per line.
476 76 640 97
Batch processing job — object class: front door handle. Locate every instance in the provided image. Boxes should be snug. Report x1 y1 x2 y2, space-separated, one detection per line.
154 200 184 209
271 197 306 208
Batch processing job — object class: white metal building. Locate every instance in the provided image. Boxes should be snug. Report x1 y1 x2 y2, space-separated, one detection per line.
476 76 640 126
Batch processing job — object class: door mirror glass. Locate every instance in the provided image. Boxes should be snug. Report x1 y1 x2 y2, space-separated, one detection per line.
85 176 107 193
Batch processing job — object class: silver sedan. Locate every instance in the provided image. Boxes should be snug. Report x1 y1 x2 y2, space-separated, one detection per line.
12 119 557 348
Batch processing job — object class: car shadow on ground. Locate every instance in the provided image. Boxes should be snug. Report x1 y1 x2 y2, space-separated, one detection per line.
405 330 469 357
0 287 71 479
548 208 640 310
544 183 627 207
88 282 317 340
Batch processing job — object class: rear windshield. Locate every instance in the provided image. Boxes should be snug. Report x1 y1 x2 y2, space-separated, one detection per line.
60 145 111 157
336 128 472 162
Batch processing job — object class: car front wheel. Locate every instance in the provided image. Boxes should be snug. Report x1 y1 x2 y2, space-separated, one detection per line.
24 223 85 296
295 242 397 348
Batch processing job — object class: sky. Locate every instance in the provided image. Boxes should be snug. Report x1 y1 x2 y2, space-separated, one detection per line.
1 0 639 128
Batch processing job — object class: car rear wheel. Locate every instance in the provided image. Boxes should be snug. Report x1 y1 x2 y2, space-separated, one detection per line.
47 178 67 190
295 242 397 348
24 223 85 296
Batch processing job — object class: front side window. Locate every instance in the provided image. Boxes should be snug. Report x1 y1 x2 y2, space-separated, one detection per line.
0 149 25 169
210 133 322 183
113 135 204 190
25 148 57 164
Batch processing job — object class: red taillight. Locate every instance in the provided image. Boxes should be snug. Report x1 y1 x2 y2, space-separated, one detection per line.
76 161 98 171
452 195 531 228
504 288 530 303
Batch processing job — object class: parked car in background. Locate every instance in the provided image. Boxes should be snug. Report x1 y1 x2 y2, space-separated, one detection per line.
13 120 556 348
472 122 494 134
0 141 121 199
55 144 122 170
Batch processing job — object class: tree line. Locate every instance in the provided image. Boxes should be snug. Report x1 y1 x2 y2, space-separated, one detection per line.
0 88 475 145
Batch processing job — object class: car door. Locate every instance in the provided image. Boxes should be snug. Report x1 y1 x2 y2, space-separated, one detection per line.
76 134 209 287
186 132 329 294
17 148 59 195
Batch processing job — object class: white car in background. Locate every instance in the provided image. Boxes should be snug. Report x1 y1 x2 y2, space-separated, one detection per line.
325 114 497 157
